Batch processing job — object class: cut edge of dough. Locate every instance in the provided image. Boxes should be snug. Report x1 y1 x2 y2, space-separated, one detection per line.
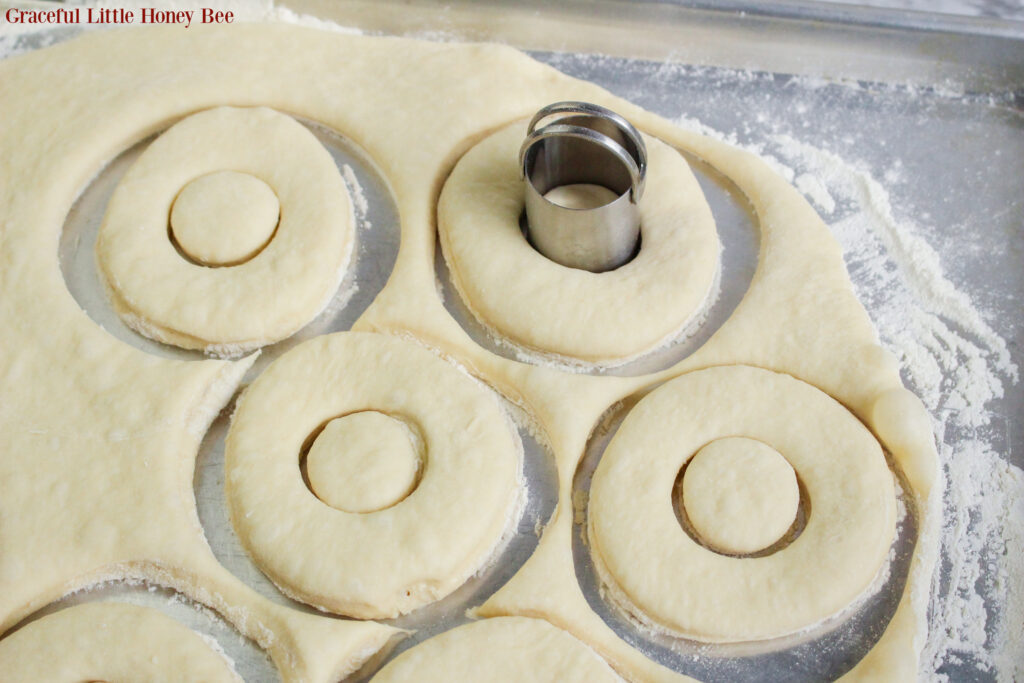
193 630 246 683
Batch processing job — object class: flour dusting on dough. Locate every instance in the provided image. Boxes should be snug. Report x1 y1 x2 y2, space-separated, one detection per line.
342 163 371 221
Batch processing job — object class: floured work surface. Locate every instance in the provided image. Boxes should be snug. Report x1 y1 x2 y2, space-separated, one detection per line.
0 8 1021 683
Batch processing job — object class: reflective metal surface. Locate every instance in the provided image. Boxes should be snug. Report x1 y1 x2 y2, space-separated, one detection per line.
520 102 647 272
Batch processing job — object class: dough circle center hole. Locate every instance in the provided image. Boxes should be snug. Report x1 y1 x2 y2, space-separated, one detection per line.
169 170 280 267
675 437 803 556
302 411 424 514
544 183 620 210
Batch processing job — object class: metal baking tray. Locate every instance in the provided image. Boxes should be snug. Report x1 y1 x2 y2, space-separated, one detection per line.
3 1 1022 681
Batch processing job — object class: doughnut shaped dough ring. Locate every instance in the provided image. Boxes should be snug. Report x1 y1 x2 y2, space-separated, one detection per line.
0 602 239 682
372 616 622 682
439 123 719 366
225 332 523 619
97 105 353 356
589 365 896 642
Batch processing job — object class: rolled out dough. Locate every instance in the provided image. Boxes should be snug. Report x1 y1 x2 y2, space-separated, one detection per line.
0 24 938 683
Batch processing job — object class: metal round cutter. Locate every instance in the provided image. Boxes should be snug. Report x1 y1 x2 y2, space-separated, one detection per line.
519 101 647 272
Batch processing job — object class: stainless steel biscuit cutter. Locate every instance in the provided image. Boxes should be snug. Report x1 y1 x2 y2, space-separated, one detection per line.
519 101 647 272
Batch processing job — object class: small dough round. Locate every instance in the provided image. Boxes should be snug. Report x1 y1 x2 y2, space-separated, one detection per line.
226 332 523 619
170 170 280 266
372 616 621 682
305 411 422 513
543 183 619 210
681 437 799 555
0 602 239 682
439 123 719 365
97 106 353 355
588 365 896 642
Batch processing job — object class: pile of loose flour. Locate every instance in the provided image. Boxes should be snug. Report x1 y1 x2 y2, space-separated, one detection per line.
672 112 1022 682
775 134 1022 683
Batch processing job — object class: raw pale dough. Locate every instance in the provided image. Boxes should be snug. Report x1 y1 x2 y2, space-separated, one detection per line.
170 170 280 266
0 24 939 683
589 365 896 642
305 411 423 513
681 436 800 555
544 183 620 210
97 106 353 356
372 616 623 682
225 331 524 619
439 124 720 365
0 602 239 682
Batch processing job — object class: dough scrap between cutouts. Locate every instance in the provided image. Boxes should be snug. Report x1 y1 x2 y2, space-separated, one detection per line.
0 24 938 682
